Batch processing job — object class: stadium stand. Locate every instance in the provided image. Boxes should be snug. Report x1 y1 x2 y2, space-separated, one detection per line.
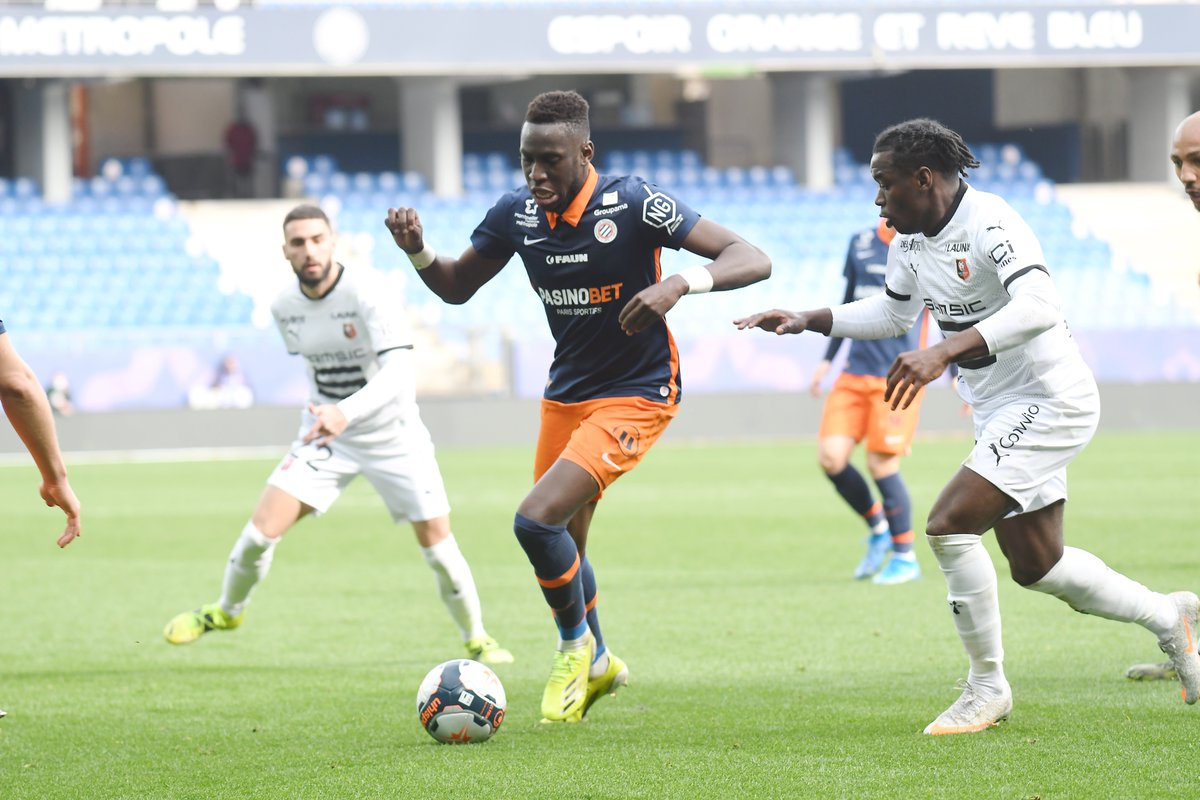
0 161 256 333
270 146 1198 345
7 144 1195 342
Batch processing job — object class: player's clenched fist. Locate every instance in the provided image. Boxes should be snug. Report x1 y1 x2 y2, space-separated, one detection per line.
385 208 424 253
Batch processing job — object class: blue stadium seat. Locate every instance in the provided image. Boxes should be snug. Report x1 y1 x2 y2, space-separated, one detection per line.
311 155 337 176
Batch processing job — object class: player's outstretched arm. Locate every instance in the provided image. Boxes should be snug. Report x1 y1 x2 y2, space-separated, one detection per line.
384 207 507 304
619 218 771 334
0 333 81 547
733 308 833 335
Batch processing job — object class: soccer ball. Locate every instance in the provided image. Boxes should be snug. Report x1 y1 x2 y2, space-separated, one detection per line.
416 659 506 744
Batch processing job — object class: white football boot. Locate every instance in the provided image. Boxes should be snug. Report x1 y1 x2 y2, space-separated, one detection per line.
924 680 1013 735
1157 591 1200 704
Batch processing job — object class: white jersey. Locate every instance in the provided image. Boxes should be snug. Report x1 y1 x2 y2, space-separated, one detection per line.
271 265 417 436
884 184 1095 409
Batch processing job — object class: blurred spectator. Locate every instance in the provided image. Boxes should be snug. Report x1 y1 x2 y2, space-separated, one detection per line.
45 371 74 417
224 116 258 198
189 354 254 410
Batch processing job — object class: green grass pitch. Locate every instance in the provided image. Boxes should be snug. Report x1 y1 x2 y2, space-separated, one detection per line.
0 430 1195 799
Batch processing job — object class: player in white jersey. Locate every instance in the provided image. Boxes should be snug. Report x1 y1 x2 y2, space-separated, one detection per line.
1124 109 1200 682
163 205 512 665
736 118 1200 734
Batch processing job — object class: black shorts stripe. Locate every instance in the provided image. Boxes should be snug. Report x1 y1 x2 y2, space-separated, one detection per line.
1002 264 1049 291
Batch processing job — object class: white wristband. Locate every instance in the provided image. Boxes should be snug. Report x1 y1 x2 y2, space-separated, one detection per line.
407 244 437 270
677 265 714 295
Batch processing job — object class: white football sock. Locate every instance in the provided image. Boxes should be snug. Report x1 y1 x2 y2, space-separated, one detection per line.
1029 546 1177 638
219 521 278 618
589 650 610 679
927 533 1007 695
421 534 486 641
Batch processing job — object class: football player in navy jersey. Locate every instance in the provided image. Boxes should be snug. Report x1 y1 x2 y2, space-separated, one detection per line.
737 118 1199 735
386 90 770 723
0 316 83 720
811 220 929 585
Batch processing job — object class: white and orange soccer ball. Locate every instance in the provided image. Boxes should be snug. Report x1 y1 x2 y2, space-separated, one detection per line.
416 659 506 744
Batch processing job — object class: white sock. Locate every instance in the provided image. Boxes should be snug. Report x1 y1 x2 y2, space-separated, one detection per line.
219 521 278 617
927 533 1007 695
559 633 590 652
871 519 889 535
1029 546 1177 639
421 534 485 641
589 650 610 679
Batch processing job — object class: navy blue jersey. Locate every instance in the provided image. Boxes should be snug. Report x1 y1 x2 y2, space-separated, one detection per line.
471 165 701 404
824 225 927 376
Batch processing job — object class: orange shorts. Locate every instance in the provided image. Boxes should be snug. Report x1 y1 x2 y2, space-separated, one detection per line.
534 396 679 498
818 373 924 456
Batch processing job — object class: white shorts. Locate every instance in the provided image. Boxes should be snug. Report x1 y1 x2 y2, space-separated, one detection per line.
267 419 451 524
964 387 1100 517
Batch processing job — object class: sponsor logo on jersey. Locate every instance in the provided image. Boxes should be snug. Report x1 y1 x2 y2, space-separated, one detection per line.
988 240 1015 268
343 322 357 338
306 348 369 365
536 282 624 308
923 298 986 317
547 253 589 264
524 235 548 245
514 197 539 228
593 203 628 217
900 239 922 252
602 191 619 205
988 404 1040 464
955 258 971 281
594 219 618 243
948 242 970 253
641 187 683 234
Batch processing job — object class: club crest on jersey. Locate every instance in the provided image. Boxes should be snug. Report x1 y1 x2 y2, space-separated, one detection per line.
343 322 358 339
955 258 971 281
594 219 618 243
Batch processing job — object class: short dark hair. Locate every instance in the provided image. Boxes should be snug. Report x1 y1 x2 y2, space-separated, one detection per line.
525 90 591 138
873 118 980 178
283 204 330 231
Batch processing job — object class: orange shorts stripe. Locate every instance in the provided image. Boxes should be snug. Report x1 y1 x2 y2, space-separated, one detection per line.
537 553 580 588
534 396 679 500
819 373 923 455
